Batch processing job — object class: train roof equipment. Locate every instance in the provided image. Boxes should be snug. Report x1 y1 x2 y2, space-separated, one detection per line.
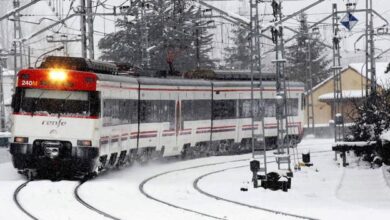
38 56 288 83
40 56 118 75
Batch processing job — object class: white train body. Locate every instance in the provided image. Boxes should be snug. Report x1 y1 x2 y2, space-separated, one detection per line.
10 66 304 177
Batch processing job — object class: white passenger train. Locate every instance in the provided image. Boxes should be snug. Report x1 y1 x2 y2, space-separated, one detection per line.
9 56 304 178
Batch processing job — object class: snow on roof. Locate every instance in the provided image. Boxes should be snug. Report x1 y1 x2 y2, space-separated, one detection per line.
318 90 366 101
3 98 11 106
308 74 334 94
0 131 11 137
349 62 390 89
309 62 390 93
0 68 15 76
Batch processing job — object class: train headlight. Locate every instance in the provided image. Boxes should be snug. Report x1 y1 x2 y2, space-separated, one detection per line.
77 140 92 146
49 69 67 81
14 137 28 144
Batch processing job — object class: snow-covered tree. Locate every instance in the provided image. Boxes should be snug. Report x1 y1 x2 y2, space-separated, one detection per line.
285 13 331 87
350 90 390 142
224 26 250 69
98 0 214 73
348 90 390 165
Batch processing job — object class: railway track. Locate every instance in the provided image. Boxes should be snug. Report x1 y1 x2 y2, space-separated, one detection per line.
139 158 249 220
140 150 330 219
13 181 39 220
193 166 318 220
13 180 119 220
74 181 121 220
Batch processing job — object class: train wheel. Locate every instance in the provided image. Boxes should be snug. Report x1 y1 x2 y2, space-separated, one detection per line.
159 146 165 159
26 169 37 181
181 145 190 160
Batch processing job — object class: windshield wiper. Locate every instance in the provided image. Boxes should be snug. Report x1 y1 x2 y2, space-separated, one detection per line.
59 92 73 118
31 90 46 117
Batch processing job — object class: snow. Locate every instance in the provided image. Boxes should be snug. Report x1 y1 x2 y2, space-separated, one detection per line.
1 138 390 219
0 147 10 164
349 63 390 89
380 130 390 142
318 90 367 100
333 141 376 147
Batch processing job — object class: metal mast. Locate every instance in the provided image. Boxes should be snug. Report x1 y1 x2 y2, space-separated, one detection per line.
0 63 5 131
140 0 150 68
80 0 87 58
13 0 23 80
250 0 267 187
365 0 376 94
332 4 345 144
86 0 95 59
305 35 315 135
272 0 291 173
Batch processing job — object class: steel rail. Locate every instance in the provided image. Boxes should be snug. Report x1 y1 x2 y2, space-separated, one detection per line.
139 159 249 220
13 181 39 220
74 181 121 220
193 165 319 220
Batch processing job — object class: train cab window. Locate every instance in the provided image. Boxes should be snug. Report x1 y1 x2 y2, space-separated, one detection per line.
14 88 100 118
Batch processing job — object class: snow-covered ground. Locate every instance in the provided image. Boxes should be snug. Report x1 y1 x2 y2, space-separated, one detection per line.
1 138 390 219
0 147 10 164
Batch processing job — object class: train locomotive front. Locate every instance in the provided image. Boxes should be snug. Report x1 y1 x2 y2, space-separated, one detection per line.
9 68 101 178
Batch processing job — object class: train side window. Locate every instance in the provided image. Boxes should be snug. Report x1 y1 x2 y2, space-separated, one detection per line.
182 100 211 121
239 99 262 119
166 100 175 123
264 99 276 117
89 91 100 117
301 93 305 110
118 100 130 124
131 100 138 123
239 100 251 118
213 100 237 120
111 99 120 125
287 98 299 116
103 99 112 126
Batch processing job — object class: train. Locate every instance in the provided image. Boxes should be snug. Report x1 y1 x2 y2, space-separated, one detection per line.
9 56 305 179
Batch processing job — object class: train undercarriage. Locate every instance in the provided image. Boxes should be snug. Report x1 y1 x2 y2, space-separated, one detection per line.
9 135 301 180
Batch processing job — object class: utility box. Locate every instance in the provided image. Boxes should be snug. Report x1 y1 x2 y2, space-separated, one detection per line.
335 114 344 124
302 152 311 163
250 160 260 173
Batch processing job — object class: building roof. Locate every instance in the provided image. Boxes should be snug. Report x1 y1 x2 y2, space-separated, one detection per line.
310 62 390 93
0 68 15 76
318 90 367 101
349 63 390 89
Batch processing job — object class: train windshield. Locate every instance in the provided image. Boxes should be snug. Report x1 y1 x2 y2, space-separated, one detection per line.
12 88 100 117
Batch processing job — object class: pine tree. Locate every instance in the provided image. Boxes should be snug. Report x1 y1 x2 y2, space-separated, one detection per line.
350 90 390 142
98 0 214 73
285 13 331 86
224 26 250 69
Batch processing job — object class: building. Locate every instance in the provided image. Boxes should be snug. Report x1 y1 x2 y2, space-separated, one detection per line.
305 62 390 136
0 68 14 131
